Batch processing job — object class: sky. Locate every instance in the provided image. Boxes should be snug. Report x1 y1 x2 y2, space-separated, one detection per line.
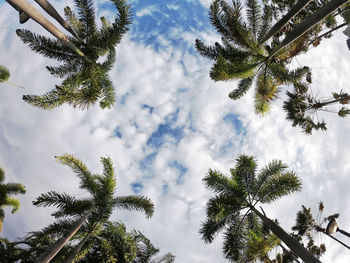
1 0 350 262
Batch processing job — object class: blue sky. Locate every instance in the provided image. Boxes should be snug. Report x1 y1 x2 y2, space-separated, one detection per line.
1 0 350 262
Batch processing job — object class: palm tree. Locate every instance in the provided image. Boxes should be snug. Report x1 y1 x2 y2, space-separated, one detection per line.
270 0 350 57
34 154 154 263
0 65 24 88
200 154 321 263
17 0 132 110
0 167 26 232
195 0 312 114
132 231 175 263
78 221 138 263
6 0 86 58
283 82 350 134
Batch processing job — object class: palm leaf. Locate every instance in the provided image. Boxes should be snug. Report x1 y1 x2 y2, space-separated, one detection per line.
113 195 154 218
229 76 254 100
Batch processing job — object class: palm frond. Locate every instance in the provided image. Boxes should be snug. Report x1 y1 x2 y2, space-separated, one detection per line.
246 0 261 40
257 5 272 43
229 76 254 100
55 154 98 194
16 29 76 62
3 183 26 195
113 195 154 218
4 197 20 213
0 65 10 82
194 39 218 60
199 217 227 243
202 169 236 195
257 172 302 204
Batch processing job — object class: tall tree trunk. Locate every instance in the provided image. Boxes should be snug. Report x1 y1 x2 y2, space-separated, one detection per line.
62 220 101 263
250 206 321 263
259 0 313 45
270 0 349 58
6 0 89 61
34 0 78 38
35 211 91 263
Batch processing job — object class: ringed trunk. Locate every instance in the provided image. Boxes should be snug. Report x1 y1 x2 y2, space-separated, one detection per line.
250 206 322 263
6 0 87 60
260 0 313 45
270 0 349 58
34 0 78 38
35 211 91 263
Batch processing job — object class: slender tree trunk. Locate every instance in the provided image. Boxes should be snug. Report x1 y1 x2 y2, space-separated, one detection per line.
250 206 321 263
270 0 349 58
259 0 313 45
309 22 348 46
35 211 91 263
62 220 100 263
6 0 89 61
62 233 91 263
34 0 78 38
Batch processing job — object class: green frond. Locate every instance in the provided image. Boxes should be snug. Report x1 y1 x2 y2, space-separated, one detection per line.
246 0 261 39
206 193 246 222
229 76 254 100
220 0 260 52
64 6 84 38
214 39 253 64
254 72 280 115
46 61 82 79
101 49 116 72
97 0 132 51
0 65 10 82
113 195 154 218
257 5 272 43
16 29 76 62
99 77 116 109
74 0 97 38
33 191 76 208
0 209 3 232
210 55 257 81
254 160 287 198
203 169 237 195
3 183 26 195
0 168 4 183
23 87 66 110
257 172 302 204
4 197 20 213
222 215 246 261
195 39 218 60
233 154 257 194
199 217 227 243
55 154 98 194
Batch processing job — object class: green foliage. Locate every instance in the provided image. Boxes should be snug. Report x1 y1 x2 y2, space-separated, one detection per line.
0 167 26 232
200 154 301 261
284 84 350 134
196 0 310 114
18 0 132 110
31 154 154 262
0 65 10 82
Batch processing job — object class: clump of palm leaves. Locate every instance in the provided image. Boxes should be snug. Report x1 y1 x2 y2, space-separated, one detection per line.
17 0 132 110
195 0 313 115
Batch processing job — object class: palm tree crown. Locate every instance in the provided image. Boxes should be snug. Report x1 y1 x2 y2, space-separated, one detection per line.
200 154 303 261
0 167 26 232
195 0 311 114
32 154 154 262
17 0 132 110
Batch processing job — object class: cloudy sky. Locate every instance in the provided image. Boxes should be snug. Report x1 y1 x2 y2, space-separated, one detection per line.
1 0 350 262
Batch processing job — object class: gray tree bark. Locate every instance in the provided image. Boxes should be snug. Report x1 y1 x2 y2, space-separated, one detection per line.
250 206 322 263
270 0 349 58
34 211 91 263
6 0 87 60
260 0 313 45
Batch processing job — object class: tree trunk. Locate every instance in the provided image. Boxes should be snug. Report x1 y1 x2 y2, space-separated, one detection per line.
34 211 91 263
62 233 91 263
34 0 78 38
259 0 313 45
6 0 88 60
250 206 321 263
270 0 349 58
